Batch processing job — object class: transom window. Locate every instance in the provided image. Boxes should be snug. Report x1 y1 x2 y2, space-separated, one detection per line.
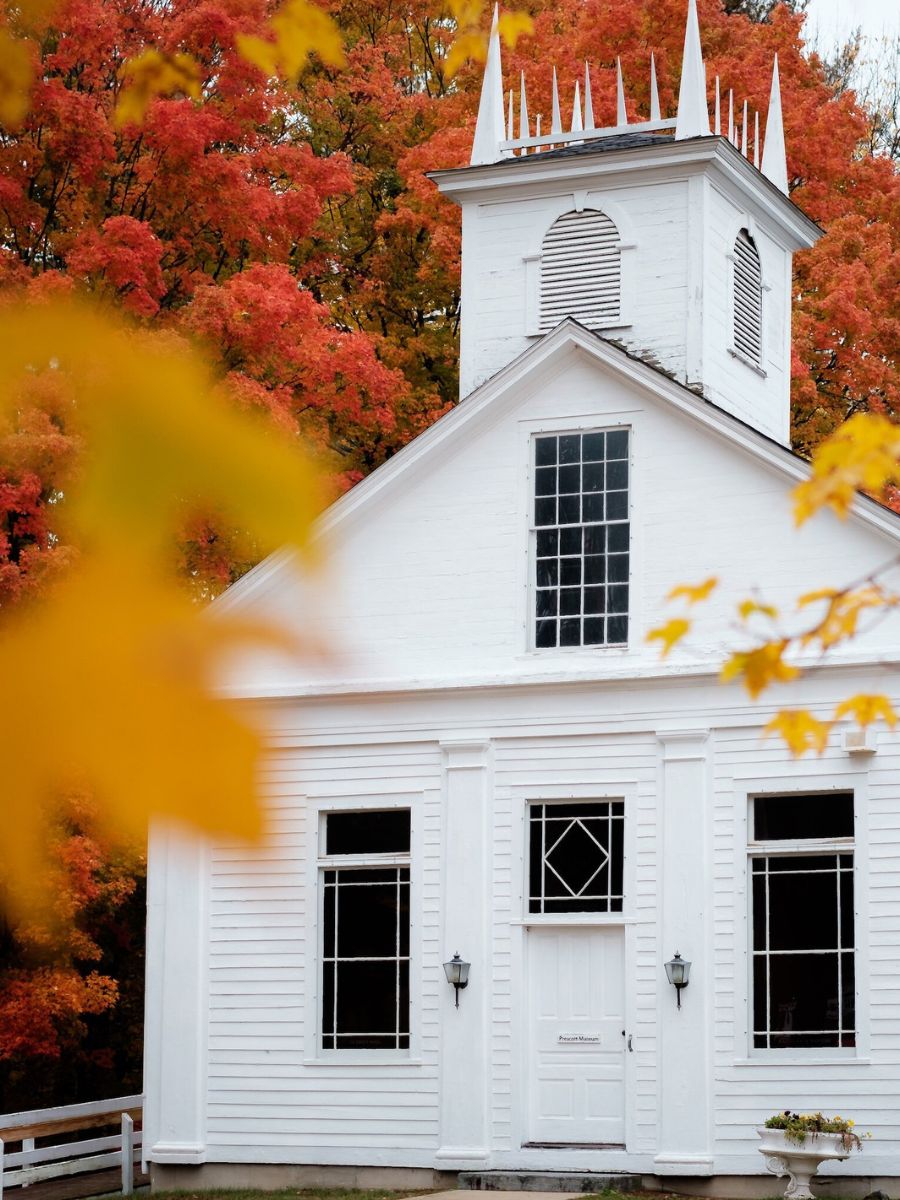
533 430 630 650
321 809 410 1051
750 792 855 1050
529 801 624 914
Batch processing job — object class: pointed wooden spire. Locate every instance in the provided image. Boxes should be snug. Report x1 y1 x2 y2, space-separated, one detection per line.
571 79 583 133
519 71 530 140
649 54 661 122
714 76 720 135
761 54 788 193
675 0 710 139
754 110 760 168
550 66 562 135
727 89 734 142
584 62 595 130
508 88 514 141
535 113 542 147
741 99 748 157
616 58 627 127
470 4 507 164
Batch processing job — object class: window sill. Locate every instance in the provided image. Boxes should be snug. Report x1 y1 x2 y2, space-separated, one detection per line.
731 1056 869 1068
518 643 630 659
303 1056 424 1067
727 346 767 378
511 916 634 927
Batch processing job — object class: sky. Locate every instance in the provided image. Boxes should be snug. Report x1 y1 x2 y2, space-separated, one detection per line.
803 0 900 54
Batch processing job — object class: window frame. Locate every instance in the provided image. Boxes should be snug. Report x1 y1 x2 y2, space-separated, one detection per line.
746 790 859 1060
726 220 769 377
527 424 633 654
311 797 417 1063
527 798 626 916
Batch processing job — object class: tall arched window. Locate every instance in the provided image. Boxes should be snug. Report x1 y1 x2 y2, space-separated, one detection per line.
540 209 621 333
733 229 763 366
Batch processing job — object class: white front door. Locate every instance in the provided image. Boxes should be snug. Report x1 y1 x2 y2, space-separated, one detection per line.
526 926 626 1146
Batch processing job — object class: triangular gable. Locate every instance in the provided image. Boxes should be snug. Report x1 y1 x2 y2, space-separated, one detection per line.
216 319 900 616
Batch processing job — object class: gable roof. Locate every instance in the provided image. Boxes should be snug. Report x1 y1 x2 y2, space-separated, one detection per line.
216 319 900 614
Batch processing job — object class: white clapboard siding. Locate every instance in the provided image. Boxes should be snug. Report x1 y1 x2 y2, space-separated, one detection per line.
540 210 621 332
733 230 762 365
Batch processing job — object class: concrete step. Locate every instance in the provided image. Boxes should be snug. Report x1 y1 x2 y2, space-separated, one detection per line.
458 1171 643 1193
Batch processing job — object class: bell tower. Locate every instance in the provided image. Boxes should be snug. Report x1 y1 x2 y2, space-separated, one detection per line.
431 0 820 447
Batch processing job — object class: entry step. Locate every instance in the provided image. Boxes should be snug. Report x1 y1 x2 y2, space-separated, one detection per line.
458 1171 643 1193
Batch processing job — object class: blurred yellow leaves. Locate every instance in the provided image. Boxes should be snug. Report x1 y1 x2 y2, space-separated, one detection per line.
0 300 325 921
114 48 201 128
0 27 31 124
236 0 346 81
763 710 831 756
645 618 690 658
667 576 718 605
794 412 900 525
443 0 533 78
720 640 800 699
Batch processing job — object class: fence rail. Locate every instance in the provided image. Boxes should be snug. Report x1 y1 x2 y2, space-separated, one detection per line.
0 1095 144 1200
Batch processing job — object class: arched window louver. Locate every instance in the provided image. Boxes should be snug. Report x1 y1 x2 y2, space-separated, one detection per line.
540 210 621 333
733 229 763 365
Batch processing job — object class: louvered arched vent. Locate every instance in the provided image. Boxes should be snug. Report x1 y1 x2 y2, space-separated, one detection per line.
540 210 621 333
734 230 763 366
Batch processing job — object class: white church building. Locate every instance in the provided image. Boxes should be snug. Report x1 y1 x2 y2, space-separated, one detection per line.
143 3 900 1194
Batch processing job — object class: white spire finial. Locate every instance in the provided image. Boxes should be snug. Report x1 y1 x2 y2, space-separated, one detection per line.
761 54 788 193
616 58 627 127
754 110 760 168
470 5 507 165
571 79 583 133
508 88 514 140
550 66 562 135
535 112 542 148
714 76 720 135
728 88 734 142
650 54 661 121
519 71 529 140
584 62 595 130
741 98 748 156
675 0 710 139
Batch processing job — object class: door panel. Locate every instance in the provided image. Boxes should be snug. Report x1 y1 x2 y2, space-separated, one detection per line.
527 926 626 1145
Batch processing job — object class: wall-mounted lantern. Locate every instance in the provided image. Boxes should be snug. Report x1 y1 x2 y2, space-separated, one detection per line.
664 952 691 1009
443 952 470 1008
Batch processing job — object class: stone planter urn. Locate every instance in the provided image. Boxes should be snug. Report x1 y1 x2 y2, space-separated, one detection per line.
758 1126 855 1200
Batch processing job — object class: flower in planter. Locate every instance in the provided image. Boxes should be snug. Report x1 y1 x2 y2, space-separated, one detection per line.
764 1110 868 1152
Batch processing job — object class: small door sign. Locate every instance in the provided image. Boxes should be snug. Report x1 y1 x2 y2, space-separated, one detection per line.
557 1033 601 1044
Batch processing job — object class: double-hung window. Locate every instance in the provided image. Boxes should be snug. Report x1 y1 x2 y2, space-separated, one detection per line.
320 808 410 1051
533 429 630 649
750 792 855 1051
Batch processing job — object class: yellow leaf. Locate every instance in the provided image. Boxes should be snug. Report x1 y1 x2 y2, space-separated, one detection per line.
236 0 345 81
646 618 691 658
793 412 900 526
497 11 534 47
798 588 838 607
0 28 33 126
720 640 799 699
447 0 484 27
834 694 898 729
738 597 779 621
443 30 488 77
801 586 886 650
667 576 718 605
115 48 201 128
763 710 832 756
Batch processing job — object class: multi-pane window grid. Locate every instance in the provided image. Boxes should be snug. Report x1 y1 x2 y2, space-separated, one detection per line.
534 430 629 649
321 810 410 1051
529 801 624 914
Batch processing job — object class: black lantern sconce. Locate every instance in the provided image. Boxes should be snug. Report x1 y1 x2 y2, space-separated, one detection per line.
664 951 691 1008
443 952 470 1008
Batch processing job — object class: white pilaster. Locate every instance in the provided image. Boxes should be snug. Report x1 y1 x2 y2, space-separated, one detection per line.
435 738 492 1168
144 823 210 1165
654 731 713 1175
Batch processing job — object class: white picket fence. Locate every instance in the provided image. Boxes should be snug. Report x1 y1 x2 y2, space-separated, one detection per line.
0 1095 143 1200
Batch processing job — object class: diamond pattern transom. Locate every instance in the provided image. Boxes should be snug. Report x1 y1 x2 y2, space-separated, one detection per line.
545 819 609 896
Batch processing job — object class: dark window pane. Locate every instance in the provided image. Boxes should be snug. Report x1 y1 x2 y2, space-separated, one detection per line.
753 956 767 1040
536 589 558 618
842 951 855 1031
324 882 336 957
529 801 625 914
559 434 580 463
558 465 580 494
560 558 582 586
536 558 558 588
768 868 838 950
584 524 606 554
606 491 628 520
606 459 629 489
608 523 630 552
337 879 400 958
767 854 839 873
560 618 581 646
535 466 557 496
584 555 605 584
558 494 580 524
768 953 841 1038
537 528 558 557
398 961 410 1035
327 810 410 855
607 553 629 582
840 872 854 947
323 962 335 1035
582 492 604 522
582 432 605 461
608 584 629 615
560 526 582 556
399 883 410 956
607 615 628 643
754 793 854 841
535 436 557 466
607 430 629 458
535 496 556 526
752 872 766 952
584 586 605 615
336 960 398 1038
583 463 604 492
560 587 581 615
535 619 557 648
583 617 605 644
